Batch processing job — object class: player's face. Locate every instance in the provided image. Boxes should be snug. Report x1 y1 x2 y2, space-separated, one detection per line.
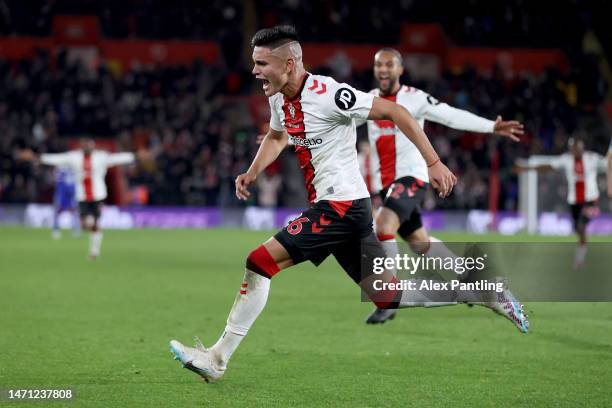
374 51 403 95
570 140 584 156
252 46 288 97
80 138 95 153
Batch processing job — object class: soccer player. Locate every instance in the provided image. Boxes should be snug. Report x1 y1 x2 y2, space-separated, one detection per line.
40 138 135 259
516 137 609 268
169 26 528 383
51 167 80 239
360 48 525 324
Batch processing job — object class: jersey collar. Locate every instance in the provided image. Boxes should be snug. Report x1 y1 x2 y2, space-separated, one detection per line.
285 72 310 102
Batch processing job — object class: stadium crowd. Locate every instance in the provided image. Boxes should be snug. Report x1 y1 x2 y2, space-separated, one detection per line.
0 0 609 209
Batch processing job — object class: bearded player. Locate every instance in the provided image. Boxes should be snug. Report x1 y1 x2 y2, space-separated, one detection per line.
360 48 525 324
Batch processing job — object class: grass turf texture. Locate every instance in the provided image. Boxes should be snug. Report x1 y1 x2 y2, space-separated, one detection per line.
1 227 611 407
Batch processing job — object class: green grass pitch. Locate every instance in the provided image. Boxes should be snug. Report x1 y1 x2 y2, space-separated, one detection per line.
1 227 611 407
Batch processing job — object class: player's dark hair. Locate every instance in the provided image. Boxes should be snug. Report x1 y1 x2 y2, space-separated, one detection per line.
251 25 299 49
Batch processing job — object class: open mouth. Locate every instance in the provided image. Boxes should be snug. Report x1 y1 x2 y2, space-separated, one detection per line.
378 76 390 87
262 79 270 91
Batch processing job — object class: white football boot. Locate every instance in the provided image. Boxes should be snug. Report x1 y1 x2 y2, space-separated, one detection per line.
470 279 529 334
170 338 225 383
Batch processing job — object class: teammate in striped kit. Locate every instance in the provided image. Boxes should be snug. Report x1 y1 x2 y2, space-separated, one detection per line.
359 48 526 324
517 137 610 268
40 138 135 259
169 26 528 383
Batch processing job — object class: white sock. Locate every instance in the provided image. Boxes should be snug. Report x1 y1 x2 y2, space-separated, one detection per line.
378 235 398 260
396 278 491 307
398 279 458 308
89 231 103 256
426 236 464 278
574 243 587 267
211 269 270 368
376 234 398 311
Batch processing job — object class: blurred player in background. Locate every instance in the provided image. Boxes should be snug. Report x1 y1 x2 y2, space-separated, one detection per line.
169 26 527 384
51 166 80 239
40 138 135 259
608 138 612 198
359 48 525 324
516 137 610 268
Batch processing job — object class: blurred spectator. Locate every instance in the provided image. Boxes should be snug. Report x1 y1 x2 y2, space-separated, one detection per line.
0 0 610 210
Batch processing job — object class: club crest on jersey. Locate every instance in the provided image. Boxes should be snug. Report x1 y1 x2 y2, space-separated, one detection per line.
335 88 356 110
288 103 296 120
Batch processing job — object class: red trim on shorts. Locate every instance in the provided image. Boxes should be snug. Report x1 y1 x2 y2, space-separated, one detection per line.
329 200 352 218
83 153 94 201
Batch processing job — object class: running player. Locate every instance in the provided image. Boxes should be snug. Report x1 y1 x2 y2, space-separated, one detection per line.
40 138 135 259
361 48 525 323
516 137 609 268
169 26 528 383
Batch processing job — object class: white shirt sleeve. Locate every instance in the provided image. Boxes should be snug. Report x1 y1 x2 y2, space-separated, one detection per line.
329 82 375 121
595 153 608 171
268 96 284 132
40 152 72 167
105 152 135 167
544 155 566 170
416 91 495 133
354 117 368 127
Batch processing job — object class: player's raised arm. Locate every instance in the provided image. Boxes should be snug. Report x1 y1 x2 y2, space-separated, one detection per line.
105 152 136 167
514 155 565 173
368 96 457 197
419 93 524 142
235 128 288 200
40 152 71 167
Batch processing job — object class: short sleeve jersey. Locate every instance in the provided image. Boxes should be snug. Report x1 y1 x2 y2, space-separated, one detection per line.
268 73 374 204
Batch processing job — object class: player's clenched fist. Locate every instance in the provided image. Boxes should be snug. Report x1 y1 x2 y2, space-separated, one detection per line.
235 171 257 200
427 160 457 198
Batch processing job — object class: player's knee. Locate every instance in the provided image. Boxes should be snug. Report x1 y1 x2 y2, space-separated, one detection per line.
399 227 428 254
375 219 398 240
246 245 280 279
375 221 396 242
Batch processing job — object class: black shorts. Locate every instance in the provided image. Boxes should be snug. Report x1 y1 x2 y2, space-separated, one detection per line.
274 198 385 283
380 176 428 238
78 200 103 219
570 201 597 230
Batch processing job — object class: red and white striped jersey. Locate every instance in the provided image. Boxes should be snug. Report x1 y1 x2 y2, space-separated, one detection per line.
268 73 374 204
363 85 495 193
41 150 135 202
546 152 607 204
